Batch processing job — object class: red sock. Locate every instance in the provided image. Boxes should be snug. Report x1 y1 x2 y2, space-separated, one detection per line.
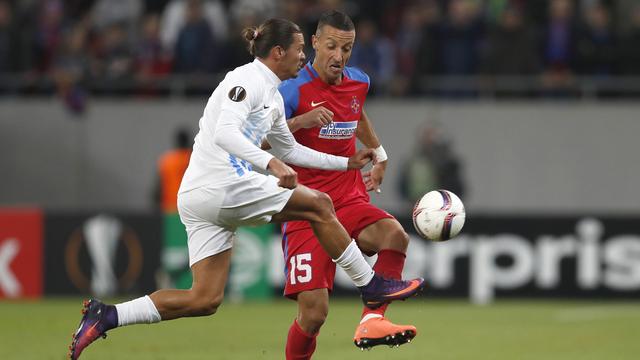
285 319 318 360
362 249 406 318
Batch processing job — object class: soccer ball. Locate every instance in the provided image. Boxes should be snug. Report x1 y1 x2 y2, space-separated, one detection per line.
412 190 466 242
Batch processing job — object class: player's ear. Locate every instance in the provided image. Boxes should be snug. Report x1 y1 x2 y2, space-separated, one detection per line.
311 34 318 51
271 45 284 60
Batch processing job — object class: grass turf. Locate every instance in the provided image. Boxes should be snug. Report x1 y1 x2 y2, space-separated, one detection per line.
1 298 639 359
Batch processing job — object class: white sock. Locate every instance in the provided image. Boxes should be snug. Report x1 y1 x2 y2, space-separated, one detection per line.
115 295 162 327
333 240 374 287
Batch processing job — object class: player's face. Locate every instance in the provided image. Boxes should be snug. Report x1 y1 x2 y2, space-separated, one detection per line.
280 32 306 80
312 25 355 84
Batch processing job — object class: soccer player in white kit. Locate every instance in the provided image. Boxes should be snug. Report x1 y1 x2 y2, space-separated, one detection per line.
69 18 424 359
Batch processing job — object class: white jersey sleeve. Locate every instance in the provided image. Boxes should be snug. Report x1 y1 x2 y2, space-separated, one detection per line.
213 73 274 171
266 108 348 171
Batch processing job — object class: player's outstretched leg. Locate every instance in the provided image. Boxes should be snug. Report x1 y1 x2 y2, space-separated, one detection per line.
273 186 424 307
354 316 417 350
68 250 231 359
358 274 425 309
69 299 118 359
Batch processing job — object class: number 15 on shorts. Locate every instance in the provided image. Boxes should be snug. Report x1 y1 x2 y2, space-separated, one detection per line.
289 253 312 285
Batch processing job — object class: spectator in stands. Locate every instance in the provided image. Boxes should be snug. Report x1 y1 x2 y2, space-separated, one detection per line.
95 23 134 83
172 0 218 73
481 5 540 75
437 0 483 75
393 1 434 96
33 0 65 73
540 0 579 88
6 0 640 98
160 0 228 52
52 21 91 114
349 18 395 95
618 5 640 75
576 3 615 76
91 0 142 47
412 0 442 95
134 14 172 95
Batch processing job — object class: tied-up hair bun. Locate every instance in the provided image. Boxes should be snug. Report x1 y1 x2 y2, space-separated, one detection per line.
253 29 260 40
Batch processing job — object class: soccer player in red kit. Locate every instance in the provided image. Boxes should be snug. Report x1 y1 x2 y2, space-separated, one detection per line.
277 10 420 358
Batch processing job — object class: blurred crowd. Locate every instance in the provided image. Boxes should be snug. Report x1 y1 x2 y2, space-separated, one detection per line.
1 0 640 99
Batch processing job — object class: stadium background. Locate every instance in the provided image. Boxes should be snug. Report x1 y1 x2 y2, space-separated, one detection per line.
1 0 639 359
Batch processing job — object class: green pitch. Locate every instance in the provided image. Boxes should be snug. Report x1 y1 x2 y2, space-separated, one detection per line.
1 298 638 360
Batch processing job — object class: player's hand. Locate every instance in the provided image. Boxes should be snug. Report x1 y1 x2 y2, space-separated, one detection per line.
294 106 334 129
347 149 375 169
267 158 298 189
363 161 387 193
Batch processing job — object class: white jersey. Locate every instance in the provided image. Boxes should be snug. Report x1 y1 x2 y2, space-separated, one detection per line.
180 59 349 193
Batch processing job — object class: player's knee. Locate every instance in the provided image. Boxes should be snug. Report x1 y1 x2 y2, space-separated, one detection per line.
305 312 327 333
298 291 329 333
191 294 224 316
299 305 328 333
311 191 335 221
201 296 223 316
385 225 410 252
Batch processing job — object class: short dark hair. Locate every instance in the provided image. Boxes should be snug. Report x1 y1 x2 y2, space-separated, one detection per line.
242 18 302 58
316 10 355 33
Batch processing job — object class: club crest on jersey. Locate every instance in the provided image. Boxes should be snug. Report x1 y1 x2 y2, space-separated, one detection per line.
318 121 357 140
350 96 360 114
228 86 246 102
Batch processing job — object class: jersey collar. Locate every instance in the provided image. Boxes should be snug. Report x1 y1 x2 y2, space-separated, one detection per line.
253 58 281 87
305 62 320 79
305 61 344 88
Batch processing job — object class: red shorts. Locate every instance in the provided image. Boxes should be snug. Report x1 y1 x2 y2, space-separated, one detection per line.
281 199 394 298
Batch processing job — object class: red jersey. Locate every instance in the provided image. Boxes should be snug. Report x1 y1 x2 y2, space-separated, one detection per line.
279 63 371 207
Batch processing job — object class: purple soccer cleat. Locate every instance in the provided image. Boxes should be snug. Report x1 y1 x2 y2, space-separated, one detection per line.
69 299 117 359
359 274 426 309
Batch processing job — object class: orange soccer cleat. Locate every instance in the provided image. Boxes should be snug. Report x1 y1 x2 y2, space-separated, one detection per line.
353 316 417 350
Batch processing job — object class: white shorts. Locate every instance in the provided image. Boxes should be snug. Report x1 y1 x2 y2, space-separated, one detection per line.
177 174 293 267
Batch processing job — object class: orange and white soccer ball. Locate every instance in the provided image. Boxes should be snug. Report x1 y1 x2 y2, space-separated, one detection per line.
412 190 466 241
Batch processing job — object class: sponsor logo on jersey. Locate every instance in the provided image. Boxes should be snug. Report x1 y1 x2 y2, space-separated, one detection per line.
311 100 326 107
228 86 246 102
318 121 357 140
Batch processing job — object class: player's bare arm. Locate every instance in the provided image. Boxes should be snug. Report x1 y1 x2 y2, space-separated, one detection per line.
356 109 387 192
